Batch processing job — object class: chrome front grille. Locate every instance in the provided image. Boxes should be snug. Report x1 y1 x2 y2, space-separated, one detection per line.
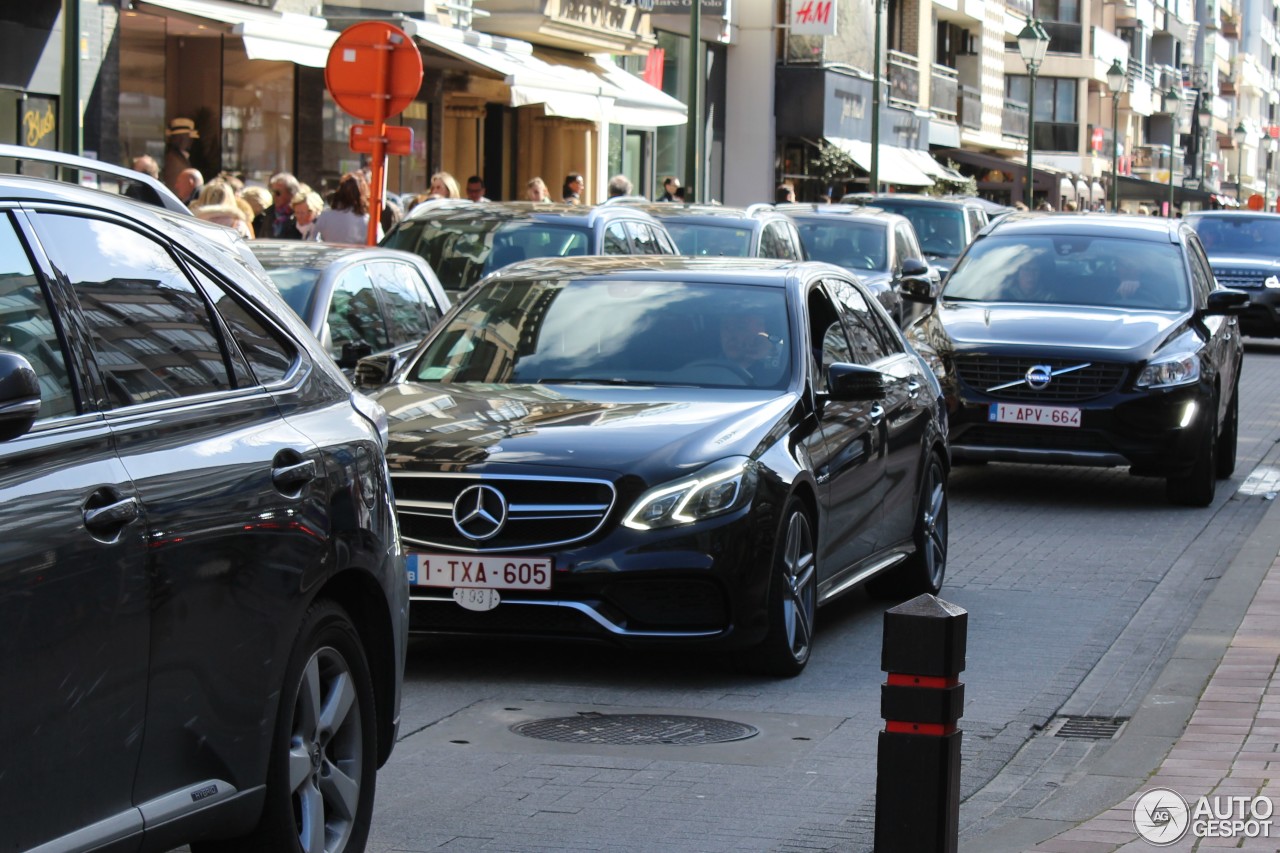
1213 268 1267 289
954 357 1128 402
393 472 616 553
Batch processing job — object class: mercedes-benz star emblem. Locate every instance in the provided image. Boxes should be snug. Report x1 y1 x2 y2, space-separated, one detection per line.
1025 364 1054 389
452 484 508 541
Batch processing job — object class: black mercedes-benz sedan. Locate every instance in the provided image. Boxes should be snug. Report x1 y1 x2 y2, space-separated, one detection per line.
367 256 949 676
903 213 1247 507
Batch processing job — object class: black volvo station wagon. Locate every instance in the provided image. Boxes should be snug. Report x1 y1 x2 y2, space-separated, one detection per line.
366 256 950 676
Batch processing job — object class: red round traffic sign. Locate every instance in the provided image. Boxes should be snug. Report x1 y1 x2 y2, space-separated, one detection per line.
325 22 423 122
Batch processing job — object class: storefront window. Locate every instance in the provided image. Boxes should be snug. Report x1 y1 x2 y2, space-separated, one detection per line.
118 10 167 167
222 39 294 185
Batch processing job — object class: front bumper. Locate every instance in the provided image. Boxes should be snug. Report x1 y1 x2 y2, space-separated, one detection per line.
948 383 1208 476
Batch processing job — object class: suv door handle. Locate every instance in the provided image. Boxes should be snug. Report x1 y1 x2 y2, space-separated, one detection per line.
272 458 317 491
84 493 140 532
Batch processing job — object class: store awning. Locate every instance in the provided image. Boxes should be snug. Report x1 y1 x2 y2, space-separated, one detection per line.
905 149 966 183
138 0 336 67
826 138 935 187
409 20 683 126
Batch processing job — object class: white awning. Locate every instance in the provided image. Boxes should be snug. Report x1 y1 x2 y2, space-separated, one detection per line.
1059 176 1078 200
825 138 935 187
409 22 611 122
904 148 967 183
138 0 336 67
592 56 687 127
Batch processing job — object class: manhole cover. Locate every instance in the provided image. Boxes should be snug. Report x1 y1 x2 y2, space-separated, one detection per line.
511 713 759 746
1052 715 1127 740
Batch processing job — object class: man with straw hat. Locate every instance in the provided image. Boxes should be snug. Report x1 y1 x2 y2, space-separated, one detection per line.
163 117 199 197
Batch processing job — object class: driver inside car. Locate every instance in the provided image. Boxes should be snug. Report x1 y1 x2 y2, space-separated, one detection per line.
718 309 783 384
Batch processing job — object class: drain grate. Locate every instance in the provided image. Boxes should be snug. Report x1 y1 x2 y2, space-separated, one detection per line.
1053 715 1127 740
511 713 759 746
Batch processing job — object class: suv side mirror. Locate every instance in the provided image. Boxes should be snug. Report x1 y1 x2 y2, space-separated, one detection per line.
354 353 395 389
899 272 940 304
827 362 887 401
1204 288 1249 316
0 352 40 441
900 257 930 278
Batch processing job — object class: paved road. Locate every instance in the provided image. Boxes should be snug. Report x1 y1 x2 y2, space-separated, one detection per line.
368 341 1280 853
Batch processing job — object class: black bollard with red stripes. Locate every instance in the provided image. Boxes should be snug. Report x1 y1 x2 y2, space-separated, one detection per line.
874 594 967 853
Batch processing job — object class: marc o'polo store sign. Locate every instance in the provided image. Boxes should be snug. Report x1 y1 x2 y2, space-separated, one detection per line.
651 0 728 13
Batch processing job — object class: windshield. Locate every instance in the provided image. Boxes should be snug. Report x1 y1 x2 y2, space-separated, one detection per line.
262 266 321 320
664 222 753 257
943 234 1190 311
410 279 792 390
875 204 964 257
1187 215 1280 256
795 221 887 271
384 219 592 292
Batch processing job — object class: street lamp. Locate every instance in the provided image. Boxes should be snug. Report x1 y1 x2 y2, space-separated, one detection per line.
1017 17 1051 208
1106 59 1126 212
1265 135 1278 211
1163 86 1182 216
1196 95 1212 187
1234 121 1249 202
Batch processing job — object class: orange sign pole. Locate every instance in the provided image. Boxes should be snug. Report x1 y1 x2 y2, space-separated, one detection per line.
366 31 390 247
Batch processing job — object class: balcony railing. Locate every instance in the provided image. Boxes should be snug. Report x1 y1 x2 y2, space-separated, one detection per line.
1039 20 1084 54
931 64 959 123
960 84 981 130
1003 98 1029 138
887 49 920 110
1006 0 1032 17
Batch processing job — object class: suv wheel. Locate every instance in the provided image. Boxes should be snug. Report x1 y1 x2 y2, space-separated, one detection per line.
1216 385 1238 480
1167 397 1218 507
868 451 948 598
748 499 817 678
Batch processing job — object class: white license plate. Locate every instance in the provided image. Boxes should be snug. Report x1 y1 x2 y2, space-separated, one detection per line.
407 553 552 590
988 403 1081 428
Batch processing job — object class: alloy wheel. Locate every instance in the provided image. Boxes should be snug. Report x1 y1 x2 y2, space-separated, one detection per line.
782 511 817 662
920 460 948 590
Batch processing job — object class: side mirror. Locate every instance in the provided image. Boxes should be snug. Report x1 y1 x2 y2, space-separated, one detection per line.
827 362 887 402
353 352 395 389
0 352 40 441
1204 288 1249 316
338 340 374 370
899 273 940 304
900 257 930 278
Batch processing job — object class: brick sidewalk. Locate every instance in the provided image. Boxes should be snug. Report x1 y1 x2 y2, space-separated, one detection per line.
1029 550 1280 852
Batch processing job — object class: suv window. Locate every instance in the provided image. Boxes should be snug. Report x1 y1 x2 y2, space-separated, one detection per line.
0 214 76 418
186 260 296 386
377 262 441 343
626 221 665 255
604 222 630 254
331 266 391 356
761 222 800 260
40 214 235 406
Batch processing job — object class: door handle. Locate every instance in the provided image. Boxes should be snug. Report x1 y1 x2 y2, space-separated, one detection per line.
272 458 317 491
84 495 140 532
869 404 885 426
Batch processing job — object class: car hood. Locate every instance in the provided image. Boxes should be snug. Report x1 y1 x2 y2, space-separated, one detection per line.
926 301 1185 361
1206 253 1280 271
371 382 799 478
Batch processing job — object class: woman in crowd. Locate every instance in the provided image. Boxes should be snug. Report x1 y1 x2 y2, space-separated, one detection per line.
191 180 252 238
313 172 381 243
526 177 550 202
562 172 584 204
292 190 325 241
429 171 460 200
240 186 272 238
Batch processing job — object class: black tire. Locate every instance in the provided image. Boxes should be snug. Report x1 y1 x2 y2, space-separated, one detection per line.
748 499 818 678
1167 398 1218 507
868 451 948 600
198 601 377 853
1216 386 1238 480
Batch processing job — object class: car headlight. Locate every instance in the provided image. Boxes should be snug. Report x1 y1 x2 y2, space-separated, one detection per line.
623 458 758 530
1135 352 1200 389
1264 275 1280 289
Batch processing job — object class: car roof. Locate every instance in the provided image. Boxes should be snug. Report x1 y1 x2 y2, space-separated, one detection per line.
250 240 427 269
1184 210 1280 219
778 204 908 226
481 254 834 286
0 143 190 214
858 194 983 210
400 199 666 227
982 212 1184 242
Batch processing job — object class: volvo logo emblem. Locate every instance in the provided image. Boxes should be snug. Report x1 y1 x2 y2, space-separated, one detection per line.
452 484 508 541
1025 364 1054 389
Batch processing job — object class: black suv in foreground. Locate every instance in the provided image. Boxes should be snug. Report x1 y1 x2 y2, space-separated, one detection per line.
905 213 1246 506
382 200 678 294
1184 210 1280 337
368 256 949 677
0 174 406 851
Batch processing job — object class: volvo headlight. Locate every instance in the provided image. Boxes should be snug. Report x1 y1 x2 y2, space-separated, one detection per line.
1136 352 1200 389
623 458 758 530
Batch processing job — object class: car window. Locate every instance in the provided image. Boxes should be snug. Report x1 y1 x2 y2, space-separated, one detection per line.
967 208 985 237
39 214 235 406
667 222 752 257
1187 215 1280 255
0 214 76 418
626 221 665 255
829 279 897 363
893 225 916 272
761 222 800 260
377 262 441 344
604 222 630 254
330 266 391 357
1186 237 1214 306
796 221 887 272
897 223 924 264
186 260 297 386
808 284 853 393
